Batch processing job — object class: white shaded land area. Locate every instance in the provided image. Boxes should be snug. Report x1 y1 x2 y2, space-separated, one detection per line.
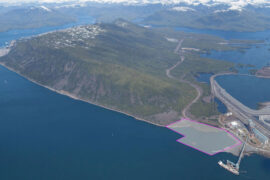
167 119 241 155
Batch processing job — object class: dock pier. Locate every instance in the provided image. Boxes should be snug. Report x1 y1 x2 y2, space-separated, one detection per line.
218 137 248 175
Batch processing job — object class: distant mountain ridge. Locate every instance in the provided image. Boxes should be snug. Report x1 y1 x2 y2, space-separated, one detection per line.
2 0 270 7
0 6 75 32
143 6 270 32
1 1 270 32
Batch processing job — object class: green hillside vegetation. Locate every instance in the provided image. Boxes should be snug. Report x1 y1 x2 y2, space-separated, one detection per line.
0 20 245 125
170 52 234 119
171 53 234 77
187 75 220 119
0 20 195 125
156 27 259 52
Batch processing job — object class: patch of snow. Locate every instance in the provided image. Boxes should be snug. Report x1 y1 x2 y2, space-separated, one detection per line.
171 6 195 12
228 5 243 11
1 0 270 6
54 3 87 9
40 5 52 12
115 21 128 27
214 9 228 13
214 7 242 13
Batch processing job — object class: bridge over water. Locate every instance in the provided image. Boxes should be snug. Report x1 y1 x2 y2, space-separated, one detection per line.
210 74 270 137
211 78 270 116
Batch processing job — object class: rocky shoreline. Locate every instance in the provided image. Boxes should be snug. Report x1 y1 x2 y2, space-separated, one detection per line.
0 44 166 128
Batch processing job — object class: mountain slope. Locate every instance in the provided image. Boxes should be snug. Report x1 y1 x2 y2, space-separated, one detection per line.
0 20 198 125
143 8 270 32
0 6 75 32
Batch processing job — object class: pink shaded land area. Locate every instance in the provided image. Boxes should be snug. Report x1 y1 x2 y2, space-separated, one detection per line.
166 118 242 156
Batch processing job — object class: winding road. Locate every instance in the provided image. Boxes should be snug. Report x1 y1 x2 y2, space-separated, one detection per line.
166 39 202 118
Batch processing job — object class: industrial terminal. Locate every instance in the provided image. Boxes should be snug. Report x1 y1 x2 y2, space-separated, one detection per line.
218 112 270 175
211 75 270 175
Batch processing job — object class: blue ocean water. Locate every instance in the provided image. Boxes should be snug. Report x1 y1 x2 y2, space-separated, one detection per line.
174 25 270 110
176 26 270 73
190 28 270 109
216 75 270 110
0 18 269 179
196 73 213 84
202 44 270 71
0 59 270 180
174 27 270 40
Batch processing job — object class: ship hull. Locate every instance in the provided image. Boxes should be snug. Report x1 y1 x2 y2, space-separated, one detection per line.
218 161 239 175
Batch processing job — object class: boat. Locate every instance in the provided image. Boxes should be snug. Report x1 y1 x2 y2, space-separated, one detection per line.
218 136 248 175
218 160 239 175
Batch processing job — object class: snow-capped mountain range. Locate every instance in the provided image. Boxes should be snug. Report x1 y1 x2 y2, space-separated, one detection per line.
1 0 270 7
1 1 270 13
1 0 270 32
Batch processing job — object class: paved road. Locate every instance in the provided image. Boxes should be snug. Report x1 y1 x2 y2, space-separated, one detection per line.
213 81 270 116
166 39 202 118
181 77 202 118
211 73 270 137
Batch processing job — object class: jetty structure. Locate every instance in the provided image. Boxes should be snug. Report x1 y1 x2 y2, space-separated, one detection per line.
218 136 248 175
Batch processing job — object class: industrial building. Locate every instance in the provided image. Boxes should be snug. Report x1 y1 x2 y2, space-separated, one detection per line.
248 119 269 145
252 128 269 145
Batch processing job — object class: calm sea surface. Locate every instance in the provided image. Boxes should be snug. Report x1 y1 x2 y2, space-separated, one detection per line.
216 75 270 110
0 19 270 179
176 26 270 110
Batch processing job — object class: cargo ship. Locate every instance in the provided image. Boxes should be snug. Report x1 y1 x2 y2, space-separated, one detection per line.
218 160 239 175
218 136 248 175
